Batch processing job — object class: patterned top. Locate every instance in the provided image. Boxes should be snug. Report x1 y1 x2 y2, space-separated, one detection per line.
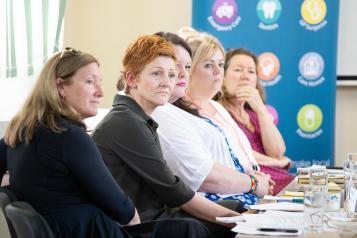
203 117 258 206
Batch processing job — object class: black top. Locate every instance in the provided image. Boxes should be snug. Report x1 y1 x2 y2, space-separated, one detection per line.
0 117 135 238
92 95 195 221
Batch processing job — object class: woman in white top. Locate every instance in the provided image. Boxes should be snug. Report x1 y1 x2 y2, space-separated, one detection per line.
152 32 273 206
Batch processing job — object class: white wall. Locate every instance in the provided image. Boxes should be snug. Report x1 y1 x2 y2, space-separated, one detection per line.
337 0 357 76
335 85 357 165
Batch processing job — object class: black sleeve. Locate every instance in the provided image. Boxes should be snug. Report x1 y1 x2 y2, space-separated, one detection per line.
62 128 135 225
0 138 7 179
93 113 194 207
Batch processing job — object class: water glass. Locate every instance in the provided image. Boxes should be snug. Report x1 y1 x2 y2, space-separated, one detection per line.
304 185 326 233
344 160 357 218
309 165 328 187
348 153 357 162
344 155 357 180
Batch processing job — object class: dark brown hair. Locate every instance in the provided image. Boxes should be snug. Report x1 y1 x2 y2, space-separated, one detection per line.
154 32 201 117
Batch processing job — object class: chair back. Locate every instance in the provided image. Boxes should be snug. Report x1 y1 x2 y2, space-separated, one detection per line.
0 192 12 238
5 201 54 238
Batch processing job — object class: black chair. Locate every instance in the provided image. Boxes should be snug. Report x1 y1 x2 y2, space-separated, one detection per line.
0 192 12 238
0 187 18 238
5 201 54 238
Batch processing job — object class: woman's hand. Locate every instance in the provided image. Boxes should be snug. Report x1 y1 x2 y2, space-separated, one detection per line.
275 156 293 169
235 86 265 113
252 172 273 197
125 208 141 226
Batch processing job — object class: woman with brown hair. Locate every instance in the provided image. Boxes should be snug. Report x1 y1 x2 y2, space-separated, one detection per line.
217 48 294 195
0 47 211 238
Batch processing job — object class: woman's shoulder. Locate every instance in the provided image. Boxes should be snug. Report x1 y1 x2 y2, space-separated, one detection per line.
154 103 211 129
56 117 86 134
37 118 89 145
154 104 195 122
209 100 231 118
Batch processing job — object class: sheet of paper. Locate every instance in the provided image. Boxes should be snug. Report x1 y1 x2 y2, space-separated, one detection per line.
232 223 303 236
231 211 304 236
247 202 304 211
216 215 245 223
242 210 305 228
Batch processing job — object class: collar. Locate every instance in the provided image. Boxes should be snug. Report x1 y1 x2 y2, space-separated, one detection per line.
112 94 158 130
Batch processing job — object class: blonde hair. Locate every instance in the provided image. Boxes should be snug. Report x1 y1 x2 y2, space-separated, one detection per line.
185 32 225 75
176 26 200 41
117 34 176 94
4 49 98 147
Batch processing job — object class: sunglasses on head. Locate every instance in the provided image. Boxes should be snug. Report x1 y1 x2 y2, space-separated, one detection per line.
56 47 82 78
59 47 81 59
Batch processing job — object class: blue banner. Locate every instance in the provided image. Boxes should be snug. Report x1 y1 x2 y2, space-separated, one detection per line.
192 0 339 171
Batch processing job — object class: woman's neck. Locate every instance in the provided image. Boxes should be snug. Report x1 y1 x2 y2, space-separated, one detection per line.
185 89 212 110
221 99 245 117
127 93 155 115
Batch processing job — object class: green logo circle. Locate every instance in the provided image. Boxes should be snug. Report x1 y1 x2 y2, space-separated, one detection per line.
297 104 323 132
257 0 282 24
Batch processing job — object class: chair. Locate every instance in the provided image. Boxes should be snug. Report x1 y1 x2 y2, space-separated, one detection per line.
5 201 54 238
0 192 12 238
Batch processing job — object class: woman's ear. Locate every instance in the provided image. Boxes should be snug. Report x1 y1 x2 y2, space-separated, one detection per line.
125 71 138 89
56 78 65 98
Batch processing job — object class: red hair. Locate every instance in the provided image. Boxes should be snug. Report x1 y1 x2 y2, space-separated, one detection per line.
117 35 176 92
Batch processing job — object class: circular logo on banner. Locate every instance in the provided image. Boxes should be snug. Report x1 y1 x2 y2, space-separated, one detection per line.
258 52 280 81
212 0 238 25
297 104 323 133
257 0 282 24
301 0 327 25
299 52 324 80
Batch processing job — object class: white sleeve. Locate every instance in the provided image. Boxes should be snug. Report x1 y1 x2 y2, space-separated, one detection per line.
153 105 214 191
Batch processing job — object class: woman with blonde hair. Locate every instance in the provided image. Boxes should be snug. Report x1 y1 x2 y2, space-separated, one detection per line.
175 29 274 204
0 47 210 238
152 32 272 208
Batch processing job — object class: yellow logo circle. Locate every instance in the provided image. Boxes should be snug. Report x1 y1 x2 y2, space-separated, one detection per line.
301 0 327 25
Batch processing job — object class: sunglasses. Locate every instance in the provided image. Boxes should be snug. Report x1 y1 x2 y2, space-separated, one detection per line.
56 47 82 78
59 47 81 59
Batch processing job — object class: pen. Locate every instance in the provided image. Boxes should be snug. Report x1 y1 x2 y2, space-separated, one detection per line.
277 198 304 203
257 228 299 233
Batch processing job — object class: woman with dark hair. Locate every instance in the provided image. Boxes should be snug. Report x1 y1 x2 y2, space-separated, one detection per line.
217 48 294 195
152 32 272 207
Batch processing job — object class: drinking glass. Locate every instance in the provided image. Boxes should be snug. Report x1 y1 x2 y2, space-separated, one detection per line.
309 165 328 187
348 153 357 162
303 185 326 233
344 160 357 218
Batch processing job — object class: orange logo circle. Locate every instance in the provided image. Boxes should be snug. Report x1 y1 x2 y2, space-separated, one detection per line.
258 52 280 81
